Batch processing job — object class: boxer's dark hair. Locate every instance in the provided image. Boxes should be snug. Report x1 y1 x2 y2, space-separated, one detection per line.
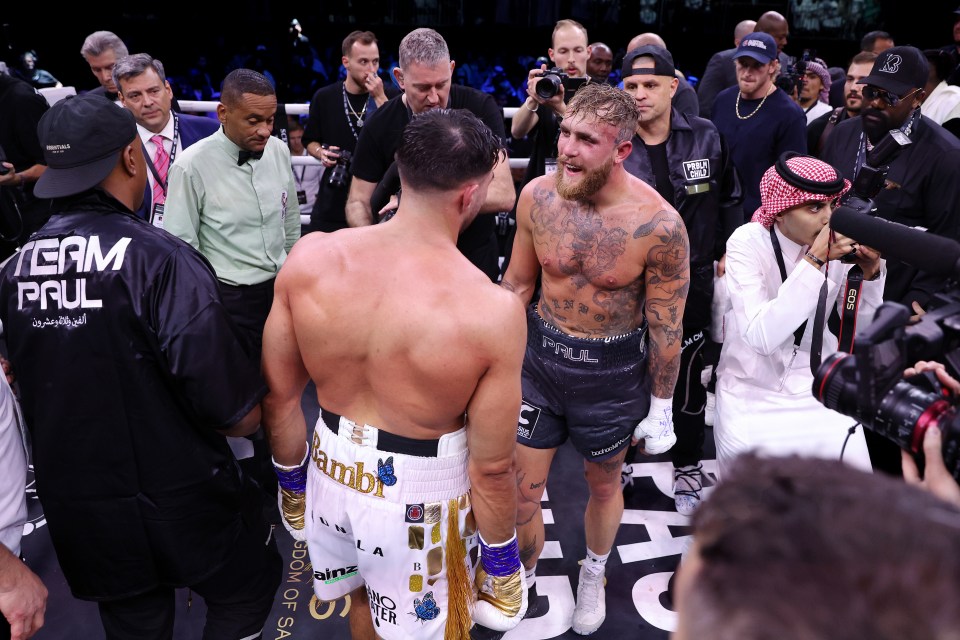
396 109 503 192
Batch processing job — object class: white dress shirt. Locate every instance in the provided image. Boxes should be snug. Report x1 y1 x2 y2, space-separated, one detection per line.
137 115 182 197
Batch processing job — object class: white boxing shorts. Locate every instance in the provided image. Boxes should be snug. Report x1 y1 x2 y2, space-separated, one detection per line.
306 407 477 640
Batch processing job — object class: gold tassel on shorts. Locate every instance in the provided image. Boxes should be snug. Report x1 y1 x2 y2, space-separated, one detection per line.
444 496 473 639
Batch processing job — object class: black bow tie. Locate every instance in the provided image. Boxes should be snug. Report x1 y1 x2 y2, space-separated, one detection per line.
237 149 264 166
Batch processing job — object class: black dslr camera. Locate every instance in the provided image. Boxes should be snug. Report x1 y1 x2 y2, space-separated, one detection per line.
836 129 912 263
814 295 960 482
776 48 813 96
813 131 960 481
534 68 589 102
326 148 353 189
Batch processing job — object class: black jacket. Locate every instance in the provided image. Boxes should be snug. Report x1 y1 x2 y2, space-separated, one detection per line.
624 108 743 329
821 114 960 307
0 191 266 599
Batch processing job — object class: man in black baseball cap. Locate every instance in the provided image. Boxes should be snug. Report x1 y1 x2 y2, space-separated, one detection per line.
821 44 960 476
34 93 144 201
710 30 806 216
856 46 929 145
0 92 281 637
621 44 677 80
620 44 743 516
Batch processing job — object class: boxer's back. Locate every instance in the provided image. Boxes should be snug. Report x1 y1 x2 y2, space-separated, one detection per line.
282 226 514 439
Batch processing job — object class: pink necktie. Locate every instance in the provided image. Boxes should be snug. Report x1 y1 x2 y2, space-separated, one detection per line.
150 135 168 205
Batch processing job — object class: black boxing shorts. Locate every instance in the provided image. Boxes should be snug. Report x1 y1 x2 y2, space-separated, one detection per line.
517 305 651 462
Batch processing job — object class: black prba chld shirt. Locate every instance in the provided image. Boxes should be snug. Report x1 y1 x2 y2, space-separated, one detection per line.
351 85 506 277
0 191 266 599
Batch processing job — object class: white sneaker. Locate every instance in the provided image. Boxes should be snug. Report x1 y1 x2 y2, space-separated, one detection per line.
572 564 606 635
673 464 704 516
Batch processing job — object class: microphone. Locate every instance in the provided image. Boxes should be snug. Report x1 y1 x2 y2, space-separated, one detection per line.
830 206 960 278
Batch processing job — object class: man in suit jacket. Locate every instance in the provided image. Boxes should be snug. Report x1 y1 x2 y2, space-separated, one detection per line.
115 53 219 225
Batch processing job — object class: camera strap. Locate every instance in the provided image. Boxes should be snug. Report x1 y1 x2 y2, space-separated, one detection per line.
770 226 809 350
770 226 829 373
837 266 864 354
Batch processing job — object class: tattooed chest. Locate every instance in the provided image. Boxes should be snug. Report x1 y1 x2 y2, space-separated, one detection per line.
533 207 635 287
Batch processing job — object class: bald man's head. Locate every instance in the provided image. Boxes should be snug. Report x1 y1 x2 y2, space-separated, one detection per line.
587 42 613 82
757 11 789 54
627 32 667 52
734 20 757 46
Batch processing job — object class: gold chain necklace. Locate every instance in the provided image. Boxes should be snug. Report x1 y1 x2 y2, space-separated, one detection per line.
735 84 774 120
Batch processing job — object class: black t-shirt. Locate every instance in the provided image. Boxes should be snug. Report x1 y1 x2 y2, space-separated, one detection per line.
303 81 370 228
520 105 560 188
352 85 505 277
643 140 675 207
0 74 51 248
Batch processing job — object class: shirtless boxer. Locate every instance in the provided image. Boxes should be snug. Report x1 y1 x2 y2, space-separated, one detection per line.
261 109 528 639
501 83 689 635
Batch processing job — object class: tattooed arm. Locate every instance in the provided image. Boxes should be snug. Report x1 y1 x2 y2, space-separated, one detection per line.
500 181 544 306
637 209 690 397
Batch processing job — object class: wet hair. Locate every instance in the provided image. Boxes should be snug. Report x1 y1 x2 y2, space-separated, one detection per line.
552 19 588 46
564 82 639 144
684 454 960 640
112 53 166 93
395 109 503 192
220 69 275 105
80 31 128 59
342 30 378 57
399 28 449 71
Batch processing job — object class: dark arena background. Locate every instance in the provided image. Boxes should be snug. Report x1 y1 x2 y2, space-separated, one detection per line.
3 1 958 638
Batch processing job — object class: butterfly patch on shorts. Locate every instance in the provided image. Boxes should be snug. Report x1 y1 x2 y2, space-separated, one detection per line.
377 456 397 486
409 591 440 622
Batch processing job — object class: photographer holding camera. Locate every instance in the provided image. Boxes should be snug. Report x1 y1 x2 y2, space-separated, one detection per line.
511 19 592 185
821 46 960 474
900 361 960 506
714 153 884 477
303 30 393 233
345 28 516 282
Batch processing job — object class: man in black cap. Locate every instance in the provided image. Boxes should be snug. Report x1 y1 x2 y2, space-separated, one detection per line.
821 46 960 475
710 31 806 218
0 93 281 639
620 45 743 515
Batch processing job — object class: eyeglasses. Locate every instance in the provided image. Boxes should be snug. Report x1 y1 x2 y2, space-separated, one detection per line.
861 85 920 108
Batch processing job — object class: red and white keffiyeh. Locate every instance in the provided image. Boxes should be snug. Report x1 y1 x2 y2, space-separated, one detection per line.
751 155 851 228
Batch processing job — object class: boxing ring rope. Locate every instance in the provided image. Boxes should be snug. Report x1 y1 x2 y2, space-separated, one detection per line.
178 101 529 226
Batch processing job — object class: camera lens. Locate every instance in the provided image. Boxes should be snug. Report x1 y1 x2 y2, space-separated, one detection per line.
815 353 958 453
327 150 353 189
535 75 562 101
